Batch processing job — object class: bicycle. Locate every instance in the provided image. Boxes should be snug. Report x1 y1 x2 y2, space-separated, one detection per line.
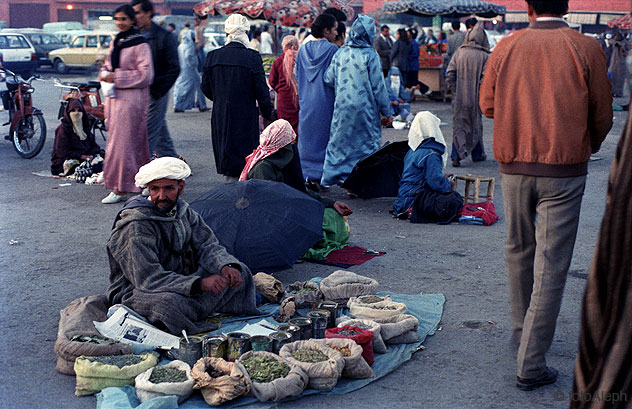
53 78 107 141
0 69 46 158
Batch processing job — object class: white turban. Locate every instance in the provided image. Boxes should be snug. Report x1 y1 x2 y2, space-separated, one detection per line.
135 157 191 188
408 111 448 169
224 14 251 48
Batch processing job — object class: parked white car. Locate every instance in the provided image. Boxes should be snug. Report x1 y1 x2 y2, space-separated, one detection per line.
0 32 37 77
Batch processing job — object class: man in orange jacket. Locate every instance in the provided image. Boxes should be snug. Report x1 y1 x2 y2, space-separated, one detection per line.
479 0 612 391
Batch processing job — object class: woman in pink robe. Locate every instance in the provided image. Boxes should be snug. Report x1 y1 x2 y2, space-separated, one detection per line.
98 4 154 204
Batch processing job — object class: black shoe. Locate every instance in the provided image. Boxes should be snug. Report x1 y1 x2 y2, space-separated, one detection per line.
472 154 487 162
199 107 210 112
174 109 184 113
305 179 321 192
516 367 558 391
452 158 461 167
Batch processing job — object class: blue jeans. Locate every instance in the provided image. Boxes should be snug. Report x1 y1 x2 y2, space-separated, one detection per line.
148 94 177 158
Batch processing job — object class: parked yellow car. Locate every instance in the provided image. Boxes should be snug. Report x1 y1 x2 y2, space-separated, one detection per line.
48 31 115 73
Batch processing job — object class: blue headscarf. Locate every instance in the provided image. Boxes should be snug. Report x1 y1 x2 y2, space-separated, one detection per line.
347 15 376 48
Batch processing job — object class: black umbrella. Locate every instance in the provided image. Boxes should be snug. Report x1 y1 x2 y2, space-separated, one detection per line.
190 179 325 273
341 141 410 199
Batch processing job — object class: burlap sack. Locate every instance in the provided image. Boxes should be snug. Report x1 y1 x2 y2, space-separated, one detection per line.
319 270 379 302
54 295 134 375
74 351 159 396
192 357 250 406
337 318 387 354
279 340 344 390
314 338 374 379
253 273 284 303
372 314 419 344
135 360 195 403
234 351 308 402
347 295 407 320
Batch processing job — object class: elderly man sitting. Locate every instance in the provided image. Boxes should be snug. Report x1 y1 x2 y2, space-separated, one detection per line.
106 157 260 334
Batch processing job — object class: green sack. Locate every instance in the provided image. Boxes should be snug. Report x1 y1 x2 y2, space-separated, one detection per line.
74 351 159 396
303 208 349 261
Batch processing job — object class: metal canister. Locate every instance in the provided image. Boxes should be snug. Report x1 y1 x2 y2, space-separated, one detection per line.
313 308 332 328
317 301 340 327
250 335 273 352
308 310 329 338
226 332 251 362
202 334 227 358
270 331 293 354
288 317 313 340
277 324 301 342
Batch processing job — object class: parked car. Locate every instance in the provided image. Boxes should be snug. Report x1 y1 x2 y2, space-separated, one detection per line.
53 29 90 45
203 30 226 54
42 22 85 33
0 32 37 77
2 28 65 67
48 31 115 74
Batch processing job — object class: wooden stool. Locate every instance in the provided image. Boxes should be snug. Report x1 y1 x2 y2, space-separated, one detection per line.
453 174 495 203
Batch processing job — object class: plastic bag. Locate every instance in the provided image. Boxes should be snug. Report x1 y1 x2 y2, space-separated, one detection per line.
191 357 250 406
372 314 420 344
279 340 344 390
235 351 308 402
314 338 374 379
337 318 387 354
74 351 159 396
284 281 322 308
253 273 284 303
347 295 408 320
135 360 195 403
319 270 379 302
55 295 134 375
325 326 375 365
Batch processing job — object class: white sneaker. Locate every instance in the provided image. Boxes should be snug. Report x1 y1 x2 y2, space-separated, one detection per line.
101 192 127 204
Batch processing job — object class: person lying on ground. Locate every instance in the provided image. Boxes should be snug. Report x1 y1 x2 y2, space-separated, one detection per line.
392 111 454 218
239 119 352 216
106 157 261 334
51 99 103 175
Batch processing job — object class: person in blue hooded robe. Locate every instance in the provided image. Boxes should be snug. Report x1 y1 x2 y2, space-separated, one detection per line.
393 112 453 217
385 66 412 119
321 15 394 187
295 14 339 184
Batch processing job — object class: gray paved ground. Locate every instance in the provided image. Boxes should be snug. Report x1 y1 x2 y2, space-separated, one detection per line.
0 72 626 408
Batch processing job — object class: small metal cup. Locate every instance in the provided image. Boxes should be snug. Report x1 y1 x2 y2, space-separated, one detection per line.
226 332 251 361
168 336 203 367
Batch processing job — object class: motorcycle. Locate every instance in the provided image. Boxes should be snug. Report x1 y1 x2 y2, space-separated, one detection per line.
0 68 46 158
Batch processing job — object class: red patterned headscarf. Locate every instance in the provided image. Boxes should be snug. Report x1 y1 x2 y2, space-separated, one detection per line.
239 119 297 181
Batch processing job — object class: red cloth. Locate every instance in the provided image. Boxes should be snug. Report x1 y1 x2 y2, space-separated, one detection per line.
459 201 498 226
322 246 385 267
269 54 299 134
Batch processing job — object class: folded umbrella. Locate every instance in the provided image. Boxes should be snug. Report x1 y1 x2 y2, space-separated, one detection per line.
341 141 410 199
190 179 325 273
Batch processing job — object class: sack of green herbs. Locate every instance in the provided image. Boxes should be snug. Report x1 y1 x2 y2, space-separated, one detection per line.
372 314 420 344
347 295 407 320
314 338 375 379
135 360 195 403
191 357 250 406
337 318 388 354
73 351 159 396
235 351 308 402
319 270 379 302
279 340 344 390
55 295 134 375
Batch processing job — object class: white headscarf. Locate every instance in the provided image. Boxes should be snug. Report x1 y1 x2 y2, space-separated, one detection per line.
135 157 191 188
408 111 448 169
225 14 250 48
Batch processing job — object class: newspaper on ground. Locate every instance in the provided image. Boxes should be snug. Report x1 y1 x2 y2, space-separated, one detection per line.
224 319 278 337
94 305 180 350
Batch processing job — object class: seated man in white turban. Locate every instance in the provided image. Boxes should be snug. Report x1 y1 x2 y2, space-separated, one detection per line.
106 157 260 334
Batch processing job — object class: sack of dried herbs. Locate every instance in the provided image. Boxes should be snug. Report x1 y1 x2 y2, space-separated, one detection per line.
325 326 375 365
337 318 388 354
191 357 249 406
347 295 408 319
314 338 374 379
371 314 420 344
135 360 195 403
279 340 344 390
73 351 159 396
55 295 134 375
235 351 308 402
319 270 379 302
283 281 323 308
253 273 284 303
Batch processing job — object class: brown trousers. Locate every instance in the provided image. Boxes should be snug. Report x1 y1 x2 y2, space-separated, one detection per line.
501 173 586 378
